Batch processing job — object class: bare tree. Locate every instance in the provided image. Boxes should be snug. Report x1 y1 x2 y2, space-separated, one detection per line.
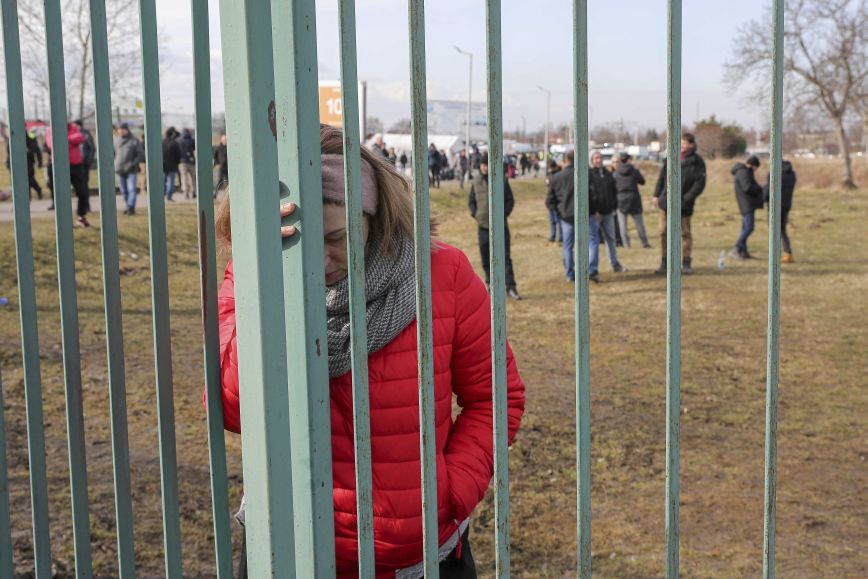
17 0 141 121
725 0 867 188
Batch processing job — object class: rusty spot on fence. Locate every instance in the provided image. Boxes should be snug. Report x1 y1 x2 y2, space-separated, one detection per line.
268 100 277 140
315 338 321 357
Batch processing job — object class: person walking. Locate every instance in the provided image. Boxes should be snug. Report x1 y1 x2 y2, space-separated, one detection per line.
730 155 763 260
545 159 562 245
546 150 603 282
387 146 397 167
178 128 197 199
162 127 181 202
114 122 143 215
469 153 521 300
613 152 651 248
457 149 469 189
398 150 408 175
652 132 706 275
25 130 43 200
46 122 89 227
470 143 481 171
213 133 229 191
764 159 797 263
589 150 627 273
369 133 389 159
428 143 441 188
213 124 525 578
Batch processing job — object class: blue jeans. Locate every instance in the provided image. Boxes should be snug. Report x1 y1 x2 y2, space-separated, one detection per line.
164 171 178 199
736 211 755 253
549 209 562 242
588 216 600 276
560 219 575 280
118 172 138 210
598 212 622 269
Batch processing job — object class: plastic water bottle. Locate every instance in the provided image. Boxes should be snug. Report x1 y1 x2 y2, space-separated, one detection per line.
718 250 726 271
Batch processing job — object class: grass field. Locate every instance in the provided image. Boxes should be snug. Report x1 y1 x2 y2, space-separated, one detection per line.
0 160 866 577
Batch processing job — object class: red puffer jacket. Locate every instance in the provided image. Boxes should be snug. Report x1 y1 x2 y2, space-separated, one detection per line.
215 243 525 577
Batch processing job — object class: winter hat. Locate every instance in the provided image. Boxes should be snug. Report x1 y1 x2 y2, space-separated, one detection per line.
619 152 631 163
320 154 379 216
119 122 130 131
746 155 760 168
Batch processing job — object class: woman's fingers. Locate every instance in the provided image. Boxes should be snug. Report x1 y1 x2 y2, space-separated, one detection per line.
280 202 297 237
281 225 297 238
280 202 297 217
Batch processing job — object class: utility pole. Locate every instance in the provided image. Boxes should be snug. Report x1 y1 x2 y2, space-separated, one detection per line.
537 85 551 161
454 46 473 151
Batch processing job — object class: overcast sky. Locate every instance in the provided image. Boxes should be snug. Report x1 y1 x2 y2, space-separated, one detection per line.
6 0 772 133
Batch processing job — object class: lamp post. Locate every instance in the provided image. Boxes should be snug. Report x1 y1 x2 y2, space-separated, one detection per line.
454 46 473 152
537 85 551 163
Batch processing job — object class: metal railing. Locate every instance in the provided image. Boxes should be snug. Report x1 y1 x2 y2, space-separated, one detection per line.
0 0 784 577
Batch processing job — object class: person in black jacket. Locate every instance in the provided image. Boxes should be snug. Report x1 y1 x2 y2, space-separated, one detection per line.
590 151 627 273
613 152 650 248
730 155 763 259
652 132 706 274
546 150 602 282
213 133 229 192
25 130 44 200
178 128 196 199
763 160 797 263
162 127 182 201
545 159 563 244
469 153 520 299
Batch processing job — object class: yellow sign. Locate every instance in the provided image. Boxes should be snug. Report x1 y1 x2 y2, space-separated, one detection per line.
319 84 343 128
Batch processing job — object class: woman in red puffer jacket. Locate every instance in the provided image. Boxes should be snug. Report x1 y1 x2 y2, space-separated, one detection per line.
212 124 525 578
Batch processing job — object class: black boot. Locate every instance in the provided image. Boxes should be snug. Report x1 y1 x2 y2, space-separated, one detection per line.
682 257 693 275
655 258 667 275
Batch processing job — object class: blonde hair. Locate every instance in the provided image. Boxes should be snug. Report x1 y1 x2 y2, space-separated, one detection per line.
215 123 435 255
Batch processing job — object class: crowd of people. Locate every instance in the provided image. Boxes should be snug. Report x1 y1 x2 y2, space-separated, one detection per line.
2 121 233 224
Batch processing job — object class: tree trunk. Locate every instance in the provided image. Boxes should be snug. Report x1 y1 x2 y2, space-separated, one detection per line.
78 54 88 121
832 114 856 189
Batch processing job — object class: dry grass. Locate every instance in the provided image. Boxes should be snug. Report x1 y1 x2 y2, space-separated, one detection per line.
0 161 866 577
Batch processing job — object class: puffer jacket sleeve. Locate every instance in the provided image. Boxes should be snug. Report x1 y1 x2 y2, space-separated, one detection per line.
202 261 243 433
445 252 525 521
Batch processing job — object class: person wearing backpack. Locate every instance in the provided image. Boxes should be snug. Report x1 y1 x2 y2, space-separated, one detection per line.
730 155 764 260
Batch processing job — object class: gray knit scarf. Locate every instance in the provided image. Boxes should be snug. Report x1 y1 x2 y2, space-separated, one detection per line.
325 229 417 378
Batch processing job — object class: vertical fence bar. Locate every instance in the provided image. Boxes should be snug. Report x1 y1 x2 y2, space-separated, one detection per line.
137 1 183 575
217 0 296 576
763 1 784 577
269 1 335 575
0 368 14 577
407 1 439 576
0 1 53 575
571 1 592 576
42 0 94 574
664 1 683 577
336 0 376 575
484 0 510 577
191 1 233 577
88 0 138 573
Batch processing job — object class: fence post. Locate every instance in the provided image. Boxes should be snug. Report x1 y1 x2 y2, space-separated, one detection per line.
190 1 234 577
217 0 297 576
763 1 785 577
407 1 439 576
269 1 336 574
571 1 592 576
0 1 52 575
87 0 138 572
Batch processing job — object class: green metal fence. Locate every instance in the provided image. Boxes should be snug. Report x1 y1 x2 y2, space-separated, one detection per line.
0 0 784 577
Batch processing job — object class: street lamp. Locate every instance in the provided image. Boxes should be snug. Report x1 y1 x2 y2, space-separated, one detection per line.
454 46 472 152
537 85 551 163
